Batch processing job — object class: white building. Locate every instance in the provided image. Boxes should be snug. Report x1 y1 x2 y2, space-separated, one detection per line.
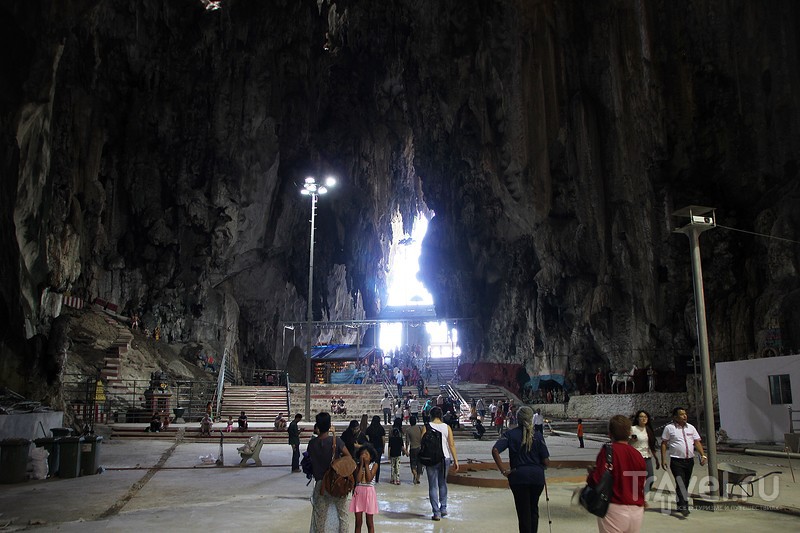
716 354 799 444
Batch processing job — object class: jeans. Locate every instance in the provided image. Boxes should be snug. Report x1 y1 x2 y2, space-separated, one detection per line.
510 483 544 533
397 384 403 397
426 458 451 517
291 443 300 471
669 458 694 511
643 456 656 495
383 408 391 425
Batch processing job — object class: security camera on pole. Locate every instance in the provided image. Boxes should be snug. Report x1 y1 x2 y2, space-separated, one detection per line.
300 176 336 420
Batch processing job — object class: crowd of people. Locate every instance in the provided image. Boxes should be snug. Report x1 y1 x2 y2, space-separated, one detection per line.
172 367 699 533
296 401 704 533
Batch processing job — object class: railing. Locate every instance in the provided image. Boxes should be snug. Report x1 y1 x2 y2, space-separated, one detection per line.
215 348 228 420
381 379 396 404
443 383 470 422
790 407 800 433
62 373 217 425
242 367 290 386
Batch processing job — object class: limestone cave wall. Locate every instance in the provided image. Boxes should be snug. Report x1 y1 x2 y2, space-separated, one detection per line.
1 0 798 394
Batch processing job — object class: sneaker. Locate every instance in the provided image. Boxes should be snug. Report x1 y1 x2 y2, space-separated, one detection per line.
291 469 301 473
441 511 448 517
681 509 690 517
431 515 441 521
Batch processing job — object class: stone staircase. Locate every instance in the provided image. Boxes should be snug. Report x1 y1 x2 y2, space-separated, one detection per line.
219 385 290 422
427 357 459 386
453 383 519 405
288 383 398 419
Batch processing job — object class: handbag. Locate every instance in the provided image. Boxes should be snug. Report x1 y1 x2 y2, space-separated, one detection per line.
579 443 614 517
321 433 356 498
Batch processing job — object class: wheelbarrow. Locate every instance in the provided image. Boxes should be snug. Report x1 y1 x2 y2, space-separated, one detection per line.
717 462 782 497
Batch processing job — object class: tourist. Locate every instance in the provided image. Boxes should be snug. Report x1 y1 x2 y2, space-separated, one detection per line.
238 411 248 431
307 412 351 532
288 413 303 472
492 406 550 533
404 415 424 484
388 421 405 485
409 395 420 420
490 399 498 424
472 418 486 440
587 415 646 532
630 410 659 495
532 409 544 437
350 443 379 533
476 397 486 420
422 406 459 521
577 418 584 448
422 397 433 424
200 413 213 436
494 409 505 435
660 407 706 516
341 419 361 457
365 415 386 483
380 393 393 425
274 412 287 430
225 416 233 433
394 401 404 425
395 368 404 397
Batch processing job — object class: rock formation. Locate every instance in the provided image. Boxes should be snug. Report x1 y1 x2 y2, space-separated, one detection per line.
1 0 798 395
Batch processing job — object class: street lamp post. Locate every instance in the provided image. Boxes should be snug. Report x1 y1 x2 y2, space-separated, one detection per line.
300 176 336 420
673 205 719 497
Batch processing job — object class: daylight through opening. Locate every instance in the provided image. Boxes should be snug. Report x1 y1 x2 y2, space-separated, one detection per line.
378 213 459 359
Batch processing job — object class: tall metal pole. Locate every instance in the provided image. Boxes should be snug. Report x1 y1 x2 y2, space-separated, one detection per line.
305 193 318 421
680 224 719 497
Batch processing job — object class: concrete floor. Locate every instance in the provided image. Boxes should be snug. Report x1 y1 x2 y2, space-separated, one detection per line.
1 430 798 532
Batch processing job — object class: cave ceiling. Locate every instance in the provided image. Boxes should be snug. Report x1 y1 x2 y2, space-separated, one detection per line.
1 0 799 393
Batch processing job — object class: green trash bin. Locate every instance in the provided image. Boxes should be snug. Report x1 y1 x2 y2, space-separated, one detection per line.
80 435 103 476
34 437 60 478
0 438 31 484
58 436 83 478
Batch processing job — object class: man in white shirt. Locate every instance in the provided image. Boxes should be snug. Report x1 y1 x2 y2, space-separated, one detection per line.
380 393 393 424
395 369 404 397
409 395 420 419
490 400 498 424
532 409 544 436
660 407 706 517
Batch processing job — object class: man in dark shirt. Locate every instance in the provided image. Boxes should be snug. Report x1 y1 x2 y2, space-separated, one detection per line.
288 413 302 472
306 412 351 533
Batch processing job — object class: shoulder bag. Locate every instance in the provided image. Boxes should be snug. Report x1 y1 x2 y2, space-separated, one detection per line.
579 443 613 517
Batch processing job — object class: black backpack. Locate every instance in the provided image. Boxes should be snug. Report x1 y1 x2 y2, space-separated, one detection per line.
418 422 445 466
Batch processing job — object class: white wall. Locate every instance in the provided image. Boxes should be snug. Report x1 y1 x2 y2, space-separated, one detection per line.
717 354 800 443
0 412 65 441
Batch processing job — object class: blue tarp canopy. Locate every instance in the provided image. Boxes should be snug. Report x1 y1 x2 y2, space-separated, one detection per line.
330 369 367 384
527 374 566 391
309 344 382 362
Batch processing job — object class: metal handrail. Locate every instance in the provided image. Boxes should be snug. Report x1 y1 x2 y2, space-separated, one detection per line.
443 383 470 422
382 378 396 404
790 407 800 433
215 348 228 419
